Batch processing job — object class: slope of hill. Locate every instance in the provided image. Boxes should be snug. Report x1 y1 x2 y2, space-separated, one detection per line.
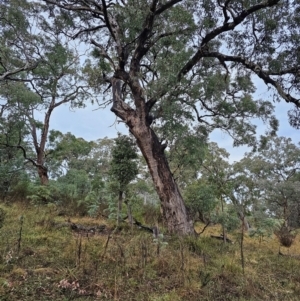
0 203 300 301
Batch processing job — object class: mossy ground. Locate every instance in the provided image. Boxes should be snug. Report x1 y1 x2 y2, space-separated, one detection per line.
0 202 300 300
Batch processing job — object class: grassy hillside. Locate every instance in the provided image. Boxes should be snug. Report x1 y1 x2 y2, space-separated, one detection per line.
0 202 300 301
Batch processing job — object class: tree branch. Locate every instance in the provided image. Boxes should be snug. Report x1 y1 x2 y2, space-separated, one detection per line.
0 62 38 81
0 141 46 170
72 24 106 39
178 0 280 79
110 78 135 120
53 85 91 108
202 51 300 107
155 0 183 15
90 38 116 69
43 0 103 14
101 0 117 43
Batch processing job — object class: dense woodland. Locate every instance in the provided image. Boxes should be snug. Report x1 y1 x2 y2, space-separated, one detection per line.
0 0 300 299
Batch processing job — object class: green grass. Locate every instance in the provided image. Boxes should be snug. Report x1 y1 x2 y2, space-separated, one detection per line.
0 202 300 300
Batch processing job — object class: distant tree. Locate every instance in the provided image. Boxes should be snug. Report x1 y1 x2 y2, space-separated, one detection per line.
166 129 207 190
47 131 94 177
183 180 218 224
199 142 233 239
239 137 300 228
108 134 138 225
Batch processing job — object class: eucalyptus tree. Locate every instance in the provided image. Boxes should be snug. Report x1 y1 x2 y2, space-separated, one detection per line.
47 131 95 178
36 0 300 234
183 179 218 224
47 134 117 212
183 142 231 224
199 142 233 238
88 137 116 182
48 132 109 205
206 145 275 234
0 0 92 184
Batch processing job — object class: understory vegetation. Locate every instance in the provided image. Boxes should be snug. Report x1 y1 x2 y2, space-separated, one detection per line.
0 202 300 301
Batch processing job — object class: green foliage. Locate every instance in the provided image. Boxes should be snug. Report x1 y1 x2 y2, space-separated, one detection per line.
0 146 28 200
109 134 138 190
27 183 54 204
184 180 218 222
167 128 207 188
237 136 300 227
249 217 282 240
213 205 241 232
124 184 144 218
101 180 119 220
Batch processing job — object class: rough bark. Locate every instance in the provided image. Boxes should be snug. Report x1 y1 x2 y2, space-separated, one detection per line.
37 165 49 186
133 126 194 235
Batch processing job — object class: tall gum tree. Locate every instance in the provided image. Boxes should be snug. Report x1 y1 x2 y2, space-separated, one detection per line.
40 0 300 235
0 0 92 185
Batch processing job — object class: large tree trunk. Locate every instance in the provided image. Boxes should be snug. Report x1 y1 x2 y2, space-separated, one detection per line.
35 147 49 185
111 78 194 235
134 126 193 235
37 165 49 185
127 117 193 235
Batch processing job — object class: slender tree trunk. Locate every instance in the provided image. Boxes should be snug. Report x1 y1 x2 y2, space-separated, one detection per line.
221 196 226 244
117 190 123 226
125 199 133 228
36 147 49 185
30 103 53 185
297 202 300 227
283 197 289 227
240 216 245 275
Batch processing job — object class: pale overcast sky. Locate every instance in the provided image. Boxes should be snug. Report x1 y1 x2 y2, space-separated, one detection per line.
47 79 299 163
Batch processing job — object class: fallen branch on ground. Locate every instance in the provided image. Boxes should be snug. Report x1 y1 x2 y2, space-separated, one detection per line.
210 235 233 243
